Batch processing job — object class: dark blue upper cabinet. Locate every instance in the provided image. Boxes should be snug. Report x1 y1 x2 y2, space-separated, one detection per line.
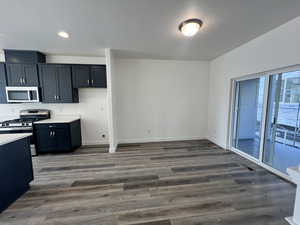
72 65 91 88
6 63 39 86
90 65 107 88
38 64 78 103
38 64 57 103
72 65 106 88
4 49 46 64
0 63 7 103
56 65 75 103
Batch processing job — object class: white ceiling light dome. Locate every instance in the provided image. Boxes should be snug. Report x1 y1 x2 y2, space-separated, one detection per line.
57 31 70 39
179 18 203 37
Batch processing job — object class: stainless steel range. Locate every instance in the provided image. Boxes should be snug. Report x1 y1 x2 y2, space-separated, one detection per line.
0 109 50 156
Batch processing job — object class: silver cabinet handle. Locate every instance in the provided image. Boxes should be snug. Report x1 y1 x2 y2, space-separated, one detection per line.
91 79 94 85
54 95 56 100
87 80 90 85
50 131 52 136
20 77 25 84
53 131 55 136
57 96 60 100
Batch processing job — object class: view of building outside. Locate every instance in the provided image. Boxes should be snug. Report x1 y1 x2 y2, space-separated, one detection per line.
278 71 300 128
280 71 300 104
275 71 300 148
255 71 300 148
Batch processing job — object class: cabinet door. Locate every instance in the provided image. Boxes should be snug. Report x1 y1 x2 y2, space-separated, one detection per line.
35 128 56 153
54 127 71 151
90 65 107 88
57 66 73 103
72 65 90 88
0 64 7 103
6 64 23 86
39 65 58 103
23 64 38 86
6 64 38 86
20 138 33 183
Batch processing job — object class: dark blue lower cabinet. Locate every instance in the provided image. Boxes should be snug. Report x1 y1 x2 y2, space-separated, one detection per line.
34 119 82 154
0 137 33 213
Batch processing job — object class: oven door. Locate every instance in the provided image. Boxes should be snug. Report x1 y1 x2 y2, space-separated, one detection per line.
6 87 40 103
0 128 36 156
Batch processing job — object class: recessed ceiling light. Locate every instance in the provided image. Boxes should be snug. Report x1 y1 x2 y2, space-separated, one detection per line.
179 18 203 37
57 31 69 39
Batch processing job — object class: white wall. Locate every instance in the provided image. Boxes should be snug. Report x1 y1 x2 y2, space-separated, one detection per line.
208 16 300 148
46 55 106 65
0 54 108 145
115 58 209 143
105 49 119 152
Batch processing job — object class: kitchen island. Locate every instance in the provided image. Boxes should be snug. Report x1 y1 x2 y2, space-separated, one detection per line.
0 134 33 212
34 117 82 154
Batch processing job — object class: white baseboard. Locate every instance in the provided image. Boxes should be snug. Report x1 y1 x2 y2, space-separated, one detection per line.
118 136 206 144
82 140 109 146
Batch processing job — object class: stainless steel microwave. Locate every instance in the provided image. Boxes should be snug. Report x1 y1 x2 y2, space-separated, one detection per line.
6 87 40 103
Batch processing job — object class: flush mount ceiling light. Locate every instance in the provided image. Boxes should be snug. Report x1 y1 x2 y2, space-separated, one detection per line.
179 18 203 37
57 31 69 39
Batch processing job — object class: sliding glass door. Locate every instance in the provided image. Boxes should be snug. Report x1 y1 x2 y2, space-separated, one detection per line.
232 69 300 178
263 71 300 173
233 77 265 159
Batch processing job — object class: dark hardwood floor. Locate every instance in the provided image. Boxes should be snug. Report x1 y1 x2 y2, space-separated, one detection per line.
0 140 296 225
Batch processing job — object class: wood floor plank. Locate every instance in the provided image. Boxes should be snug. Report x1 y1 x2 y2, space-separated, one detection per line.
171 162 241 173
39 163 116 172
71 175 159 187
127 220 171 225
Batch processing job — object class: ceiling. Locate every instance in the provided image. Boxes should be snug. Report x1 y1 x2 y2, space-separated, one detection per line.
1 0 300 60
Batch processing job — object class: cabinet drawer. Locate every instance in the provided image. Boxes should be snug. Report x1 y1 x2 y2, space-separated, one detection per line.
35 123 69 130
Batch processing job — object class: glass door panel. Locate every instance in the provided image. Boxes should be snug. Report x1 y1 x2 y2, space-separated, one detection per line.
263 71 300 173
233 77 265 159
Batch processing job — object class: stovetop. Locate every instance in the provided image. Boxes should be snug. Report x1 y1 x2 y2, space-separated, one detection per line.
0 118 36 128
0 109 51 130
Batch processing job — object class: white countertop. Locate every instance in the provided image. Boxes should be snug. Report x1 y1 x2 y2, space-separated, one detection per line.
0 134 32 146
34 116 81 124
